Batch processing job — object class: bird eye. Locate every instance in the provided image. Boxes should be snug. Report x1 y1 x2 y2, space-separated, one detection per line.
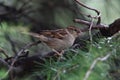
75 29 80 33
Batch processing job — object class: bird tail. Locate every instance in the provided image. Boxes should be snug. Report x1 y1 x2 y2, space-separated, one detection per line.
22 32 48 42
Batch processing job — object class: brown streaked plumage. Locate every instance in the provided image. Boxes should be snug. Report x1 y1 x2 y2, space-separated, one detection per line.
28 26 82 51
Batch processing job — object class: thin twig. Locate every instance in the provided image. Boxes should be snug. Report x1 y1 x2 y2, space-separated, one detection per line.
53 69 61 80
75 0 101 24
75 0 100 15
74 19 90 26
89 18 94 44
83 52 112 80
74 19 108 31
0 58 9 68
3 40 41 78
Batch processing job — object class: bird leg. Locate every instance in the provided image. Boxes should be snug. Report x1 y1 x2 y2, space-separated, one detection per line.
52 49 63 56
52 49 65 60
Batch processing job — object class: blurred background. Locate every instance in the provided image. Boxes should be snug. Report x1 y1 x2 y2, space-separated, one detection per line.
0 0 119 55
0 0 120 30
0 0 120 80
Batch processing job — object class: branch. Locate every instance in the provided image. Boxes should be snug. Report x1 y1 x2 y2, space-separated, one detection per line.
83 52 112 80
4 40 41 77
75 0 101 24
74 19 108 31
0 58 9 68
0 58 23 80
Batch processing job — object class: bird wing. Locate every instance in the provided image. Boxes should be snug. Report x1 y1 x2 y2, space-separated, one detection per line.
39 29 68 39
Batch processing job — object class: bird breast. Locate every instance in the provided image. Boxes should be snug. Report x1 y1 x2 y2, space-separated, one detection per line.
44 34 75 51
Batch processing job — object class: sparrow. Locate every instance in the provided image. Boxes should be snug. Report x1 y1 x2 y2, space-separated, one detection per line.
28 26 82 54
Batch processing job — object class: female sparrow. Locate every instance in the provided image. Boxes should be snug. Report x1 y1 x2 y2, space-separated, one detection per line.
28 26 82 54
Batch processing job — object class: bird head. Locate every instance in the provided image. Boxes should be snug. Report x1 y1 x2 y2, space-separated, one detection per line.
67 26 82 37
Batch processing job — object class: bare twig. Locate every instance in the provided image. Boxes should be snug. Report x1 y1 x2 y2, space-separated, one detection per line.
89 18 94 43
0 58 9 68
74 19 90 26
3 40 41 78
83 52 112 80
0 58 23 79
74 19 108 31
75 0 101 24
75 0 100 16
53 70 61 80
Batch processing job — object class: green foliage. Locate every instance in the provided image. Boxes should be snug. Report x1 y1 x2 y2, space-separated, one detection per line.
0 0 120 80
0 69 7 79
0 22 120 80
31 36 120 80
0 22 30 57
